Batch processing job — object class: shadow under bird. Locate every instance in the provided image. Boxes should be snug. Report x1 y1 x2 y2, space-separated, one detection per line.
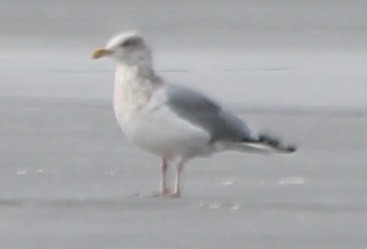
92 31 296 198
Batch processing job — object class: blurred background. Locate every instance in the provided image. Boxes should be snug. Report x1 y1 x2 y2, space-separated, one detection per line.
1 1 367 248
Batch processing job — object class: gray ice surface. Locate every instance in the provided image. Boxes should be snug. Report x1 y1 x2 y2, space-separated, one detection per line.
1 1 367 248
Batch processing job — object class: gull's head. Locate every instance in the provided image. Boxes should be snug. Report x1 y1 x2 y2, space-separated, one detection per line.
92 31 151 65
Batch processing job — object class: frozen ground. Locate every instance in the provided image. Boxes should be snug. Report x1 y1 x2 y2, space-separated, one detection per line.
1 0 367 248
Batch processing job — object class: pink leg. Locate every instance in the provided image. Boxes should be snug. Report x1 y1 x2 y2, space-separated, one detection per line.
158 158 171 195
171 161 184 198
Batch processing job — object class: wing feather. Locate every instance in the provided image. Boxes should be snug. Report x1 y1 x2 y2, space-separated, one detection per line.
166 84 255 143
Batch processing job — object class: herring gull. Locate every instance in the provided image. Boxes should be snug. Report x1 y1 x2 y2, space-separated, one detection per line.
92 31 296 198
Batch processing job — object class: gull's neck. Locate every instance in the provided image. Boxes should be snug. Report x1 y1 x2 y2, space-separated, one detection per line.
115 60 162 89
113 59 163 117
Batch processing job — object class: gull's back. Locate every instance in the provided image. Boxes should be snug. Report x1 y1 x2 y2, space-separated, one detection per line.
166 84 256 144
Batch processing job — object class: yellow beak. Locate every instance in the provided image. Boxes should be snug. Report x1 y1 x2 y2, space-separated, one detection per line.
91 48 112 59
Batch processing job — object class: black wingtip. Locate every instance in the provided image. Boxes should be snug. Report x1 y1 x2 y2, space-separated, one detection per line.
286 145 297 153
258 134 297 153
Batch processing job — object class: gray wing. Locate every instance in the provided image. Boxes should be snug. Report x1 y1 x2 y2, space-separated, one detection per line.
166 84 255 143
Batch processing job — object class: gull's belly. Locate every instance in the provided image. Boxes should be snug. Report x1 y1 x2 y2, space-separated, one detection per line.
116 105 212 160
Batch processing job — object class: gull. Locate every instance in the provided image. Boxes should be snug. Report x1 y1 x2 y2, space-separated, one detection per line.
92 31 296 198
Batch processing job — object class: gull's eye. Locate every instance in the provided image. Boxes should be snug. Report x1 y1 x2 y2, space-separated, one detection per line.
120 37 140 47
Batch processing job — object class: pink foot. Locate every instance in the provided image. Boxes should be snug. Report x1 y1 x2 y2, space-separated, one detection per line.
152 189 180 198
165 192 180 198
152 188 172 197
